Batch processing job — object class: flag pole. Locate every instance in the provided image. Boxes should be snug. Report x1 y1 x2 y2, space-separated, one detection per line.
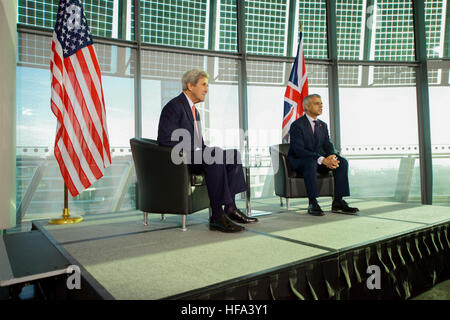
48 183 83 225
49 0 109 225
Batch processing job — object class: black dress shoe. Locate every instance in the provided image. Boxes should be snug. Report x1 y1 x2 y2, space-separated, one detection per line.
332 199 359 215
308 203 324 216
209 215 245 233
226 208 258 224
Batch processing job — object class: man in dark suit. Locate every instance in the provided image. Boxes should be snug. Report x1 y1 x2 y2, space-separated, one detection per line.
157 69 258 232
287 94 359 216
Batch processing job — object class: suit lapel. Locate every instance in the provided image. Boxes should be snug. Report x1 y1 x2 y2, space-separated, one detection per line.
178 93 195 132
178 92 204 144
300 115 314 142
300 115 324 149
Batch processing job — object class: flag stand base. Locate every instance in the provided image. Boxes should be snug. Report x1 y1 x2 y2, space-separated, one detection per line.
48 208 83 225
48 183 83 225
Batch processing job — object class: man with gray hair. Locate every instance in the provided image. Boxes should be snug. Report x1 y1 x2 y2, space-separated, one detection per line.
157 69 258 233
287 94 359 216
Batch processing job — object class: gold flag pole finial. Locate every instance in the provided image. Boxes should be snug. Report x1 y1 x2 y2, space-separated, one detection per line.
300 21 303 32
48 183 83 225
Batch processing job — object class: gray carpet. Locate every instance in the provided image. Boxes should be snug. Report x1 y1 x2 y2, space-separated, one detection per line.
39 197 450 299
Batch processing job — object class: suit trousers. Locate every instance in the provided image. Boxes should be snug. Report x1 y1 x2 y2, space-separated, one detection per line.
190 147 247 208
298 155 350 199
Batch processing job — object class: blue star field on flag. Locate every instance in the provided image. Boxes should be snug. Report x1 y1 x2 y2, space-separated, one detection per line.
54 0 94 58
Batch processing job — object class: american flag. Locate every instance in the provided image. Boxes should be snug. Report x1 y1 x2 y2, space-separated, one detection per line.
50 0 111 197
282 31 308 143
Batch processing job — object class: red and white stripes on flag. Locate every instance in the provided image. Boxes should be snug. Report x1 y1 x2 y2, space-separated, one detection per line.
282 31 308 143
50 0 111 197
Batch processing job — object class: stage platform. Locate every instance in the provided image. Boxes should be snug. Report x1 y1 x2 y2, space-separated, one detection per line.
31 197 450 300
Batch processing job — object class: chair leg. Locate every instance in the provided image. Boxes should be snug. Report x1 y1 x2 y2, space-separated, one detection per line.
161 214 165 221
181 215 187 232
286 198 290 211
143 212 148 226
280 197 283 207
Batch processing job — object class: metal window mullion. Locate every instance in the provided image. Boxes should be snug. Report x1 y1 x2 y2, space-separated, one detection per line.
237 0 249 160
118 0 128 40
208 0 217 51
326 0 341 152
444 0 450 58
413 0 433 204
134 0 142 138
286 0 297 57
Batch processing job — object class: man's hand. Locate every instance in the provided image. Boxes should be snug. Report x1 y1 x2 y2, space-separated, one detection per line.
322 154 339 169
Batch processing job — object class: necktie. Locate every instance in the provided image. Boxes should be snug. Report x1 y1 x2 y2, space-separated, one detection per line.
192 105 199 136
313 120 319 140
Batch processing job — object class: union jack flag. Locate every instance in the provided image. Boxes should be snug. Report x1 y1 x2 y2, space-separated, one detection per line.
282 32 308 143
50 0 111 197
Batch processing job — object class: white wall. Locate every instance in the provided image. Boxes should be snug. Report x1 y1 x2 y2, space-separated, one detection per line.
0 0 17 230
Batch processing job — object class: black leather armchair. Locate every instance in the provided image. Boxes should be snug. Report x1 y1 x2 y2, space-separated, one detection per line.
269 144 334 210
130 138 210 230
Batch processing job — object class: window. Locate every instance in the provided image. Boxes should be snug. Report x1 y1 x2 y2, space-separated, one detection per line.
246 62 329 199
428 63 450 206
140 51 241 153
14 0 449 220
339 65 420 202
246 0 289 55
140 0 208 49
371 0 415 61
18 0 117 38
298 0 328 59
16 33 136 221
336 0 365 60
425 0 448 58
216 0 238 52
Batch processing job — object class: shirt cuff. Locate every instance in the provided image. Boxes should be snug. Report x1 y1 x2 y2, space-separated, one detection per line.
317 156 325 165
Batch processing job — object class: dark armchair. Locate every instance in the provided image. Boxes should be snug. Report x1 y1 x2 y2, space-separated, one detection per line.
269 143 334 210
130 138 210 231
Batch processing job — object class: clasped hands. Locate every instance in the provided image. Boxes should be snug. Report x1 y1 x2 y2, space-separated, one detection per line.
322 154 339 169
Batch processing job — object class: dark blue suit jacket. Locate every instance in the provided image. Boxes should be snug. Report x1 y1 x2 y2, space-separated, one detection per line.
287 115 336 172
157 92 205 152
157 93 247 206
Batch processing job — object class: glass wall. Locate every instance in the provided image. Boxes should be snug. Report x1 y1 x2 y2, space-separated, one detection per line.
16 32 136 221
140 0 208 49
245 0 289 55
428 63 450 206
371 0 416 61
217 0 238 52
246 62 329 198
17 0 123 38
336 0 365 60
298 0 327 59
141 51 241 151
425 0 448 58
339 65 420 202
14 0 450 222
